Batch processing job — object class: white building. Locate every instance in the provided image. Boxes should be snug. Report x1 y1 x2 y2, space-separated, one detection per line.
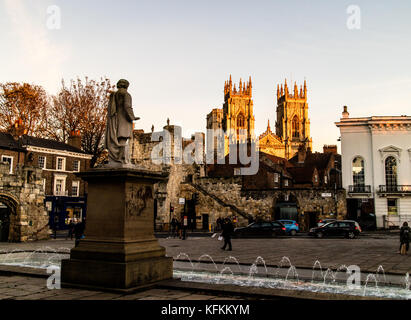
336 107 411 229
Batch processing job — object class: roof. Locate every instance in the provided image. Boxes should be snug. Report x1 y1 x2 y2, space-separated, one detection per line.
287 166 316 184
20 135 88 154
0 132 25 152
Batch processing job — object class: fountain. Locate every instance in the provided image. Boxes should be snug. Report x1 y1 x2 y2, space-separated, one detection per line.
1 249 411 300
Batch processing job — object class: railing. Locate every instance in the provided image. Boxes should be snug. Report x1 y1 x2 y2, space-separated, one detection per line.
348 185 372 193
54 190 69 196
378 185 411 194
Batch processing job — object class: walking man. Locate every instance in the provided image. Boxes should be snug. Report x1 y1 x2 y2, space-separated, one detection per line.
399 222 411 255
221 218 234 251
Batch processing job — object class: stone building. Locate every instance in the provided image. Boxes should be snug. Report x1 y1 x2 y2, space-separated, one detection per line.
0 125 92 241
0 162 49 242
336 106 411 229
207 76 313 160
131 120 204 230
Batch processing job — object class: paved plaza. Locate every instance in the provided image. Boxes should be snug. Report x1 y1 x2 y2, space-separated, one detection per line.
0 233 409 300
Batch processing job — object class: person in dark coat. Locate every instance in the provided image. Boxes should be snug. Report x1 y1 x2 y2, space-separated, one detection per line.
399 222 411 254
216 217 222 231
170 217 178 238
74 220 85 247
221 218 234 251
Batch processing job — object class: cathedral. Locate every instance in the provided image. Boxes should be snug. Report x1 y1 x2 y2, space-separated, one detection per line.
207 76 312 159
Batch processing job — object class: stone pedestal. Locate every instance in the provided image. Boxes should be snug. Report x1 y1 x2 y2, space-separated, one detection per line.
61 168 172 290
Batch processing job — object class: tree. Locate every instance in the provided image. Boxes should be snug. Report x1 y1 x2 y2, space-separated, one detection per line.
48 77 114 167
0 82 49 136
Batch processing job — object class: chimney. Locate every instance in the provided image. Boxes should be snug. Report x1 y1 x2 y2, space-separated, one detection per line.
342 106 349 119
323 145 338 154
9 118 27 140
68 130 82 150
297 144 307 163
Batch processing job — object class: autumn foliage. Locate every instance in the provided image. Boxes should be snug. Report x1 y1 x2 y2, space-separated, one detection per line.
0 78 115 167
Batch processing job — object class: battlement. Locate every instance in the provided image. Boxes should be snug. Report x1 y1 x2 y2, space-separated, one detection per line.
224 75 252 99
277 79 307 101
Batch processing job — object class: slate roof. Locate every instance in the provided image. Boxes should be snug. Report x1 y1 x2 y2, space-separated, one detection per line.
20 135 87 154
0 132 25 151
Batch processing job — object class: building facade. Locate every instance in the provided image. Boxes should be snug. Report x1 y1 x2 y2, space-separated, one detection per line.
0 128 92 241
207 76 313 160
336 107 411 229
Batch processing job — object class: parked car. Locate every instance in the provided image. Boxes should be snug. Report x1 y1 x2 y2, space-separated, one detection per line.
277 220 299 236
317 218 337 227
233 221 286 238
309 220 362 239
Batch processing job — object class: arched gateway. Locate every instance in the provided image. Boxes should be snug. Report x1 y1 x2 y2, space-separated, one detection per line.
0 163 49 242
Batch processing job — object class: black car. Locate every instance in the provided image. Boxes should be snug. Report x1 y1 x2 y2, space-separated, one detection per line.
309 220 362 239
232 221 286 238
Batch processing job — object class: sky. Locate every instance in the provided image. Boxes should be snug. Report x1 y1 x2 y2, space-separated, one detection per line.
1 0 411 152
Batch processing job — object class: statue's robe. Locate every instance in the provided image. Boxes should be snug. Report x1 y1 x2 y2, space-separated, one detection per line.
105 89 136 164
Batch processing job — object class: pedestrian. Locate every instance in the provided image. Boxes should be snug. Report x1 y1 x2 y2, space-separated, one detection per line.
74 219 85 247
216 217 222 231
221 218 234 251
399 222 410 255
66 219 75 240
171 216 178 238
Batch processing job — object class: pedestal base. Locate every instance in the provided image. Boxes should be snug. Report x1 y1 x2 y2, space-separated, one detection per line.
60 168 172 291
61 256 173 290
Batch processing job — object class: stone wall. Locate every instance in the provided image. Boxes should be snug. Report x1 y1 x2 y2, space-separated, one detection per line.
0 162 50 242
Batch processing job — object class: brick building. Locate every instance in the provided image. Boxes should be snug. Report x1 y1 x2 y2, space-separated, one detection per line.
0 129 92 240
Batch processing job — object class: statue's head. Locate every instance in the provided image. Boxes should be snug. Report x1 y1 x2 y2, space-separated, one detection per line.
117 79 130 89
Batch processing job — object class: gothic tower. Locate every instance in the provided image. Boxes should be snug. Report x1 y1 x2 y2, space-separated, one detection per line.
222 75 255 155
275 79 312 159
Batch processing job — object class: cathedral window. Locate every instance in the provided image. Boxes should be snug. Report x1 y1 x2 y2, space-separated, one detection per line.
292 116 299 138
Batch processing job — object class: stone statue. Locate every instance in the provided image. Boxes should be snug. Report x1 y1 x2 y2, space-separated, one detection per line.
104 79 140 167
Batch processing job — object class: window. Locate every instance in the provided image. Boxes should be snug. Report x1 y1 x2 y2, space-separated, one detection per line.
73 160 80 172
324 175 328 184
42 179 46 194
71 181 80 197
38 156 46 169
292 116 299 138
237 114 245 128
385 156 397 191
387 199 398 215
274 173 279 183
55 179 64 195
352 157 365 188
56 157 66 171
284 179 289 187
1 155 13 174
54 174 67 196
314 175 318 183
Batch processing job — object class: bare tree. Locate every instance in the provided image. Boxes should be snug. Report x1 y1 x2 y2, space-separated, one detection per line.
48 77 114 167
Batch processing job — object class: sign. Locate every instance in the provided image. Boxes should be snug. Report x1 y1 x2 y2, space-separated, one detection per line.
321 193 332 198
183 216 188 226
179 198 185 205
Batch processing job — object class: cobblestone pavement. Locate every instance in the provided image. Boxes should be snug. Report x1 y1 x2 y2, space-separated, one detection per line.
0 275 244 300
0 233 409 274
0 233 410 300
161 235 411 275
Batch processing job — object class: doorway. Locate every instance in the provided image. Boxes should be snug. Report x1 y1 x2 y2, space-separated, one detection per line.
0 202 11 242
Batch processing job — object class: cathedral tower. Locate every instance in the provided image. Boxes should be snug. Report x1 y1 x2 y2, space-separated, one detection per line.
275 79 312 159
222 75 255 155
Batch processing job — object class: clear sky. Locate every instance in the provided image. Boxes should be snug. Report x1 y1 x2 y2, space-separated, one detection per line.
1 0 411 152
